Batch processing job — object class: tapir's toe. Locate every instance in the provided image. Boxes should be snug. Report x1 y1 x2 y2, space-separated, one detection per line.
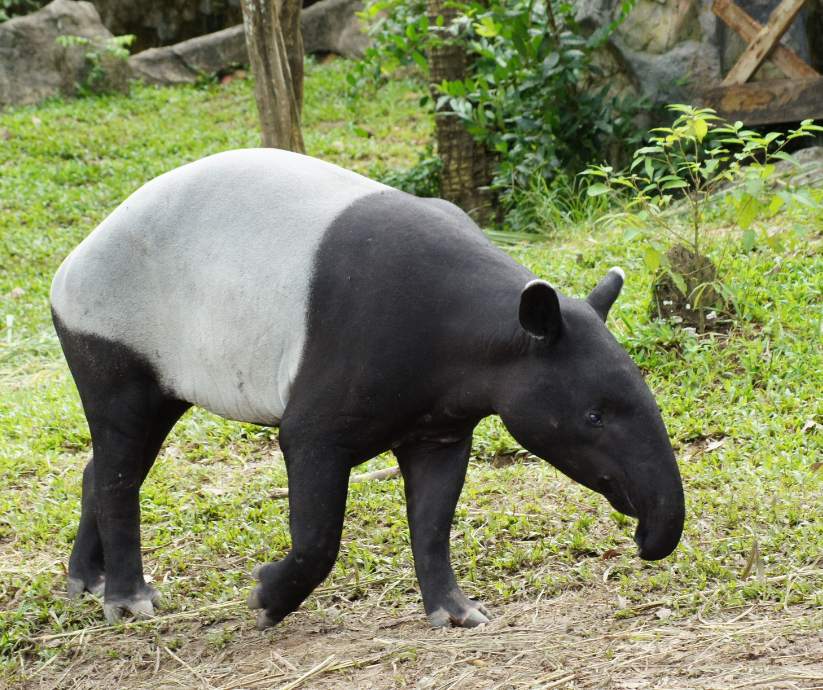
102 586 161 624
427 600 491 629
460 606 490 627
67 573 105 599
247 587 262 610
255 609 278 630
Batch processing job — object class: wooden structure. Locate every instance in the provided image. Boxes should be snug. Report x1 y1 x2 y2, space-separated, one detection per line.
701 0 823 125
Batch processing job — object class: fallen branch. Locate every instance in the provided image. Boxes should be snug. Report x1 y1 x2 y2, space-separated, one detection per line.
270 466 400 499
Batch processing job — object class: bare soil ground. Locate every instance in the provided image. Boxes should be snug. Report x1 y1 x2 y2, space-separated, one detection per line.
15 581 823 689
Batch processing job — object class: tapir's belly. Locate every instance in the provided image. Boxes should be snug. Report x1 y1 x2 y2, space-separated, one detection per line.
50 149 387 424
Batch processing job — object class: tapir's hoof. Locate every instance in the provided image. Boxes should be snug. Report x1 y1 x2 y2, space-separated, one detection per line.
102 586 161 624
255 609 278 630
67 574 105 599
247 588 283 630
248 566 284 630
428 601 491 629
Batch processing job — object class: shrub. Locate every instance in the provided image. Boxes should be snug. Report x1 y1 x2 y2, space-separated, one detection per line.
353 0 645 231
585 105 822 330
0 0 48 22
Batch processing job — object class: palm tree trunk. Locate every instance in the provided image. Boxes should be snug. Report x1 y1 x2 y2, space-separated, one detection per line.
428 0 496 224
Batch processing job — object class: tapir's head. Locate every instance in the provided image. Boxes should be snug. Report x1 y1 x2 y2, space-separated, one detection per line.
497 268 684 561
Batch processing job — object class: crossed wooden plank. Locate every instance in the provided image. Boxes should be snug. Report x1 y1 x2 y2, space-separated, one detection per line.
713 0 820 84
703 0 823 124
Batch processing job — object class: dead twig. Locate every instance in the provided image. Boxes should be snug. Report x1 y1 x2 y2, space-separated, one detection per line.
277 654 337 690
164 645 214 689
271 466 400 499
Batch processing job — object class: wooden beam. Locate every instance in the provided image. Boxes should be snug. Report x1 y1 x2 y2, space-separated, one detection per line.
701 77 823 125
722 0 808 85
712 0 819 80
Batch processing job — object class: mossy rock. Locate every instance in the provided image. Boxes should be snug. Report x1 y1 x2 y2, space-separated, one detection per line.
649 244 727 332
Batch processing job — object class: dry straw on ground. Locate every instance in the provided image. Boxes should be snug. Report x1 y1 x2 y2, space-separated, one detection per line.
14 572 823 689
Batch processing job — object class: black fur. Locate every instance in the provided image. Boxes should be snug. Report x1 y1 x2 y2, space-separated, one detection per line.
55 189 684 630
53 312 189 616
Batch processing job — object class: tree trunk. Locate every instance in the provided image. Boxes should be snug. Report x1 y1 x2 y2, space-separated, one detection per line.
241 0 304 152
428 0 496 224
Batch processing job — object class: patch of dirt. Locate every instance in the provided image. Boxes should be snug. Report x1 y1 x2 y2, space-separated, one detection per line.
13 588 823 689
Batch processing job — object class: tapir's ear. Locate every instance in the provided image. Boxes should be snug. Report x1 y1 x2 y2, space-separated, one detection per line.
519 279 562 342
587 266 625 321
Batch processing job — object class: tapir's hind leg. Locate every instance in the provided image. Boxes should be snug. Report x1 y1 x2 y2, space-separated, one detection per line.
54 316 189 622
67 458 105 598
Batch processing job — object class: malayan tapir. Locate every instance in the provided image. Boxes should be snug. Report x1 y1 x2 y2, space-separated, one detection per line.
50 148 685 630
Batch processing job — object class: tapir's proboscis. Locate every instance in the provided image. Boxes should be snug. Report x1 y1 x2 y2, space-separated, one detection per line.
51 149 685 630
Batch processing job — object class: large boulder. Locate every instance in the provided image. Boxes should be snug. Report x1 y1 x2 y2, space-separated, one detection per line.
0 0 128 109
91 0 242 52
301 0 368 58
88 0 365 54
576 0 820 107
129 25 246 85
129 0 368 86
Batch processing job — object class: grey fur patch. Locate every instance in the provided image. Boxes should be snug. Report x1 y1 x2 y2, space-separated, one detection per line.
51 149 387 423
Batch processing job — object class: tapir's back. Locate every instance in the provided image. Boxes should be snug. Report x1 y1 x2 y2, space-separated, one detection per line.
51 149 387 424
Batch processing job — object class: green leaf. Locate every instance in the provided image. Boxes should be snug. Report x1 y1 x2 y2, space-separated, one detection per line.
475 17 499 37
741 227 756 252
767 195 784 215
737 197 758 229
644 156 654 180
669 271 687 295
586 183 610 197
643 246 662 272
692 118 708 142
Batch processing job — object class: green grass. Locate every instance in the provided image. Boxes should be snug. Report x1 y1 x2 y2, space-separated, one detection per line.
1 58 821 681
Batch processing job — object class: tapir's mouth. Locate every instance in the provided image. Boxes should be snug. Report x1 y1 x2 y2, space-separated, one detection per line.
597 476 638 518
597 476 683 561
633 503 685 561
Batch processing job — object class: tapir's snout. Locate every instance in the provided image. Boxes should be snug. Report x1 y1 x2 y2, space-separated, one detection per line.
631 471 685 561
596 456 684 561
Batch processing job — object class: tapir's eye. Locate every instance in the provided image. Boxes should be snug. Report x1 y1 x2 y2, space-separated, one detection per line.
587 410 603 427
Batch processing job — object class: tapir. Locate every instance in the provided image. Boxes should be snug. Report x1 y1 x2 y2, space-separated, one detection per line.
51 148 685 630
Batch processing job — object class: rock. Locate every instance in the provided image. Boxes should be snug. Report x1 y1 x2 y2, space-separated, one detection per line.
91 0 243 52
0 0 129 109
128 0 368 86
617 0 702 55
617 39 722 104
773 146 823 187
88 1 364 54
577 0 723 107
301 0 367 59
129 25 246 85
577 0 823 109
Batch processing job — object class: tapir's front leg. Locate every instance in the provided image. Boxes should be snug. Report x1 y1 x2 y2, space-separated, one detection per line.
395 438 490 628
248 435 352 630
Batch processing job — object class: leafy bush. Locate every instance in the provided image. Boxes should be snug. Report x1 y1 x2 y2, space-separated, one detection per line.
0 0 48 22
374 150 442 197
585 105 822 329
434 1 642 188
354 0 645 231
54 33 135 96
